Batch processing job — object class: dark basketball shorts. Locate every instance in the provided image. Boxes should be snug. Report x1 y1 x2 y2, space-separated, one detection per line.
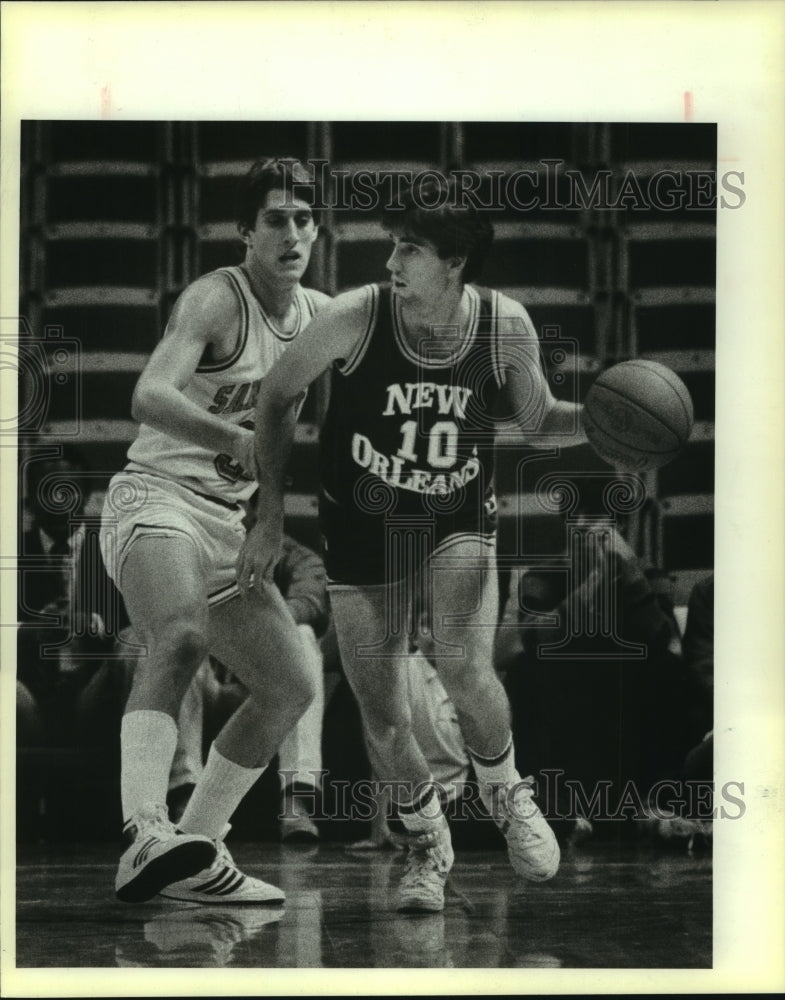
319 485 498 587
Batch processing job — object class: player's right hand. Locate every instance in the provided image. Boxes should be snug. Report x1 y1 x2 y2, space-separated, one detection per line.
236 520 282 595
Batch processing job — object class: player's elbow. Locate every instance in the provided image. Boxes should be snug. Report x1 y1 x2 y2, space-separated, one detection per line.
257 380 299 423
513 395 555 445
130 380 149 423
525 399 584 448
535 399 560 436
131 378 162 424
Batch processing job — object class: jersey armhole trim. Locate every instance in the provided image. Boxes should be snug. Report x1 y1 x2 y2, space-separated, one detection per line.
302 288 317 321
196 268 250 374
491 289 506 389
337 285 379 376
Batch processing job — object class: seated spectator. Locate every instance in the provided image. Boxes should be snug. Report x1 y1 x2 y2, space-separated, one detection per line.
679 572 714 842
681 572 714 771
17 446 118 746
639 574 713 851
507 517 706 843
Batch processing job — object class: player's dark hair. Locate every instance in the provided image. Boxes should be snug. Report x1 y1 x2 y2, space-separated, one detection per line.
381 176 494 283
236 156 322 230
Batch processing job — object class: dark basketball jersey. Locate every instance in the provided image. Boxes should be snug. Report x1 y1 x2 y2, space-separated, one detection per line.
320 282 507 521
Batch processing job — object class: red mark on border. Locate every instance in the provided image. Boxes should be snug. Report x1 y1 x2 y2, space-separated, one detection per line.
684 91 693 121
101 85 111 119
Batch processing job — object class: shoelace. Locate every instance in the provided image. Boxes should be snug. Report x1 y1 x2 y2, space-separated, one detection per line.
390 827 441 850
199 839 234 876
403 855 444 890
137 804 176 840
496 788 549 844
405 870 442 892
403 841 450 881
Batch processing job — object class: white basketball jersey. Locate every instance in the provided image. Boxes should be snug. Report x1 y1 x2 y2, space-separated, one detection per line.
126 266 316 504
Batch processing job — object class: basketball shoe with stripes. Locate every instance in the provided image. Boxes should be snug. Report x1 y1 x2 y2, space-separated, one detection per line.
159 828 285 905
115 802 217 903
480 778 560 882
393 818 454 913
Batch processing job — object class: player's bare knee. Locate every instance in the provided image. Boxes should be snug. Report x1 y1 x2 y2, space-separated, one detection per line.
268 661 316 720
160 621 208 679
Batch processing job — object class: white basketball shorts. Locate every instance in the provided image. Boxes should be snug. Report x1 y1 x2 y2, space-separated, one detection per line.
99 471 246 607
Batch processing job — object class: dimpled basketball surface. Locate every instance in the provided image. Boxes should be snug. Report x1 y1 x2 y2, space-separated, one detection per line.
583 360 694 471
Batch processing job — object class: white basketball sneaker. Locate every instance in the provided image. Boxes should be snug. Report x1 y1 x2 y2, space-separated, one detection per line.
159 828 285 905
394 819 454 913
481 778 560 882
115 802 216 903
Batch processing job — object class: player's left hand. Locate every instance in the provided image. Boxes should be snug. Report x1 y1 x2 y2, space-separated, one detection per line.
231 428 258 481
236 519 283 595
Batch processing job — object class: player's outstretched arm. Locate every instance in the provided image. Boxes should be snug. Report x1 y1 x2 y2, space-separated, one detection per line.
236 286 372 592
131 274 256 471
499 296 587 448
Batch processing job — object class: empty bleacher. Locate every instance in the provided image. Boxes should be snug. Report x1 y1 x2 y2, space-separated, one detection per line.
20 122 176 481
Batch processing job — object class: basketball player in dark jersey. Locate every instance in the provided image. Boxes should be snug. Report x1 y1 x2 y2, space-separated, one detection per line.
100 158 330 903
239 177 587 912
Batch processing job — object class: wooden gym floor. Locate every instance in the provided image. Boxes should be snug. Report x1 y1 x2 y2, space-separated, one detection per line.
13 839 711 971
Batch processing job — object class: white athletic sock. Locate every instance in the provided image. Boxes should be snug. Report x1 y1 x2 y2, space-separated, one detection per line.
177 744 266 841
120 710 178 824
468 734 519 793
398 782 445 834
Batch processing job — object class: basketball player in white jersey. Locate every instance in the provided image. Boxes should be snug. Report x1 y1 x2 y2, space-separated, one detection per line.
100 157 330 903
238 176 587 913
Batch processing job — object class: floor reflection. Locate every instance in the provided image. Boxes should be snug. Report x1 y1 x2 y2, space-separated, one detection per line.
16 842 712 970
114 903 284 968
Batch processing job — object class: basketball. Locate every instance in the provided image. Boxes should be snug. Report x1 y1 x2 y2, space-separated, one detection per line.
583 360 694 471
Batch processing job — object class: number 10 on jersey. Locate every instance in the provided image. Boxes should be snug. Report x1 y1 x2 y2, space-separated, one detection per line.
397 420 459 469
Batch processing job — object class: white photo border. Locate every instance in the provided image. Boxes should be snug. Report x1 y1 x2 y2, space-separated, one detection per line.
1 1 783 996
